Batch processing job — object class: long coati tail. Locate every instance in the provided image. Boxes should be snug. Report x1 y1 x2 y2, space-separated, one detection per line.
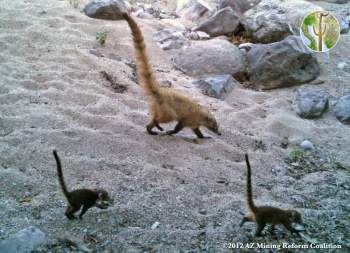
53 150 70 200
122 13 160 99
245 154 257 212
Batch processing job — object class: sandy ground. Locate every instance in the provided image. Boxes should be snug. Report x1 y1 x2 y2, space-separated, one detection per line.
0 0 349 252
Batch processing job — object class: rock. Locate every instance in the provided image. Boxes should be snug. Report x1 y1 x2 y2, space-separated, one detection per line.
193 7 241 37
334 93 350 124
219 0 261 13
183 30 211 40
247 36 320 90
294 88 329 118
238 42 254 52
173 39 246 79
153 29 189 50
151 221 160 229
0 226 45 253
271 165 288 176
193 75 237 99
176 0 210 23
300 140 314 151
83 0 129 21
335 13 350 34
243 0 323 43
134 9 153 19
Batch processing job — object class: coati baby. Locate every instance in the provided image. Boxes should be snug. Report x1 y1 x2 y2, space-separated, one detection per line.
53 150 112 219
122 13 221 138
240 154 303 236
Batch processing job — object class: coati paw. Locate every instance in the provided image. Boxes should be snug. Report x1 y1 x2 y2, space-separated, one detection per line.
147 131 158 135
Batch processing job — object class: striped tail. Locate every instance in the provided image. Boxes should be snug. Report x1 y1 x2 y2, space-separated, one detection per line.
53 150 70 201
245 153 257 212
122 13 161 100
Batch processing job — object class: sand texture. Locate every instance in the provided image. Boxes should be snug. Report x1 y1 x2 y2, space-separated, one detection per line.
0 0 349 252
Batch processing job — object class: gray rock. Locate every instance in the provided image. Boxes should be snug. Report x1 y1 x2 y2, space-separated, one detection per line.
193 7 241 37
247 36 320 90
219 0 261 13
83 0 128 21
176 0 210 23
238 42 254 52
134 9 153 19
153 29 188 50
0 226 45 253
183 30 210 40
294 88 329 118
335 13 350 34
300 140 314 151
334 93 350 124
173 39 247 78
193 75 237 99
243 0 323 43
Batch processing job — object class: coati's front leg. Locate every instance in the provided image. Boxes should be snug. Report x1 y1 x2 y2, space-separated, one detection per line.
166 122 184 135
283 221 300 235
255 221 266 237
65 205 80 220
240 215 254 227
79 204 94 219
192 128 211 139
269 225 276 235
147 119 161 135
156 123 163 131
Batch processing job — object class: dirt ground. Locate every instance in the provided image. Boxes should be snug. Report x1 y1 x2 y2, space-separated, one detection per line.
0 0 349 252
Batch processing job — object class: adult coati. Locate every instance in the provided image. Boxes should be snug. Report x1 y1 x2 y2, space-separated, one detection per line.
53 150 113 219
122 13 221 138
240 154 303 236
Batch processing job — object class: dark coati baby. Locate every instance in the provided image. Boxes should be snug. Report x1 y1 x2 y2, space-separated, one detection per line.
240 154 303 236
53 150 113 219
122 13 221 138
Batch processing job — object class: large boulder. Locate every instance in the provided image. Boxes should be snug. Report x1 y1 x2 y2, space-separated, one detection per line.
173 39 247 78
294 88 329 118
83 0 129 20
334 93 350 124
0 226 45 253
219 0 261 13
193 7 241 37
193 75 238 99
247 36 320 90
176 0 211 24
244 0 323 43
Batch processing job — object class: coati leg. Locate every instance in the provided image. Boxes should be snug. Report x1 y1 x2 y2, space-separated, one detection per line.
65 205 80 220
192 128 211 139
79 204 94 219
283 221 299 234
156 123 163 131
240 215 254 227
166 122 184 135
146 119 160 135
255 221 266 237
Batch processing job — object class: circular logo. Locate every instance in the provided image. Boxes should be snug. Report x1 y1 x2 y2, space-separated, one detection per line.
300 11 340 52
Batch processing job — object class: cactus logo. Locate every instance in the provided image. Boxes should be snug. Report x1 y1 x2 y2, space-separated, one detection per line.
300 11 340 52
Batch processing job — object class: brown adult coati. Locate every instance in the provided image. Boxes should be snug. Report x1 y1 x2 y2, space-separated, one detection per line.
53 150 113 219
240 154 303 236
122 13 221 138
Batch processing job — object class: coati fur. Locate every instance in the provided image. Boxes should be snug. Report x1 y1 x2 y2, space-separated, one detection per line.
53 150 112 219
240 154 303 236
122 13 221 138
